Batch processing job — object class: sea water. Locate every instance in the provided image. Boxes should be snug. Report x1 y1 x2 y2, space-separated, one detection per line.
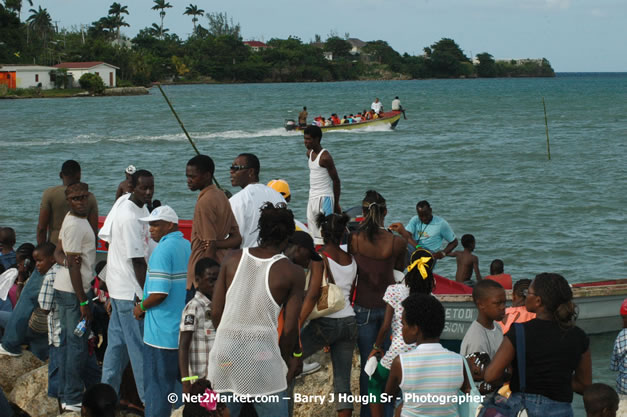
1 74 625 415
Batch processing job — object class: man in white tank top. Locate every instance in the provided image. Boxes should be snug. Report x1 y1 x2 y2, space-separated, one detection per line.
208 203 305 417
304 125 341 245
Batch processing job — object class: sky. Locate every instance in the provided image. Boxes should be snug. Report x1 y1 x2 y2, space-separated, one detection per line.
25 0 627 72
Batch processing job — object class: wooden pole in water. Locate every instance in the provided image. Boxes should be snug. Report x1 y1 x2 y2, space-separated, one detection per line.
156 84 228 194
543 97 551 160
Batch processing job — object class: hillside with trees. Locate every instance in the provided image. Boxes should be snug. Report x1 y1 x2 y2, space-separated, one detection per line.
0 2 555 86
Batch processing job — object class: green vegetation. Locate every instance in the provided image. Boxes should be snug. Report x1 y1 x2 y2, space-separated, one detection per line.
0 2 555 85
79 73 105 94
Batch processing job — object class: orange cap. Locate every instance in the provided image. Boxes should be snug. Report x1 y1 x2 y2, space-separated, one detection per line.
267 179 290 199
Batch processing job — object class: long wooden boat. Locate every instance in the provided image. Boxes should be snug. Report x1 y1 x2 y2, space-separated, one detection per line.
285 111 403 132
435 276 627 342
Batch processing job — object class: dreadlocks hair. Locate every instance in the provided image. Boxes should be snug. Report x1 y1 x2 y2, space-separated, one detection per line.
257 202 295 247
316 212 349 246
532 272 578 329
359 190 386 242
405 247 435 295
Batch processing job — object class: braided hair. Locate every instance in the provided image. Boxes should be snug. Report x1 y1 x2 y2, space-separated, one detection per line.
316 212 349 245
359 190 386 242
257 202 295 247
533 273 578 329
404 247 435 294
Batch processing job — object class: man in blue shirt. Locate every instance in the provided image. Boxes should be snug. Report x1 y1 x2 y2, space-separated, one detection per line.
133 205 191 417
390 200 458 260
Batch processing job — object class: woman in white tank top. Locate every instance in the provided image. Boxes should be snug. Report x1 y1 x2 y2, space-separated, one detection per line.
297 212 358 417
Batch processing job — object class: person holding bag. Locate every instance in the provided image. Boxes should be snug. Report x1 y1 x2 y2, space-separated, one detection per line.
484 273 592 416
297 213 358 417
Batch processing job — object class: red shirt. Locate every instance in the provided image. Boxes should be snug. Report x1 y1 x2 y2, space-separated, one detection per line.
485 273 512 290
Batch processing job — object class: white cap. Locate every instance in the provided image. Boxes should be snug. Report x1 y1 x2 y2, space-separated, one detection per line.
125 165 137 175
139 205 178 224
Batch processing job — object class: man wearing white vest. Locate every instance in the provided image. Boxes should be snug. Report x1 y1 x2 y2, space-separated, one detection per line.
304 125 341 245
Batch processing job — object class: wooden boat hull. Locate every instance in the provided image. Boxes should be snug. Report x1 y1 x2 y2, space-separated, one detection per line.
285 111 402 132
436 279 627 341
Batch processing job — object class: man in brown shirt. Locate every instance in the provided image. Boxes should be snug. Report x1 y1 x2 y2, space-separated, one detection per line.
185 155 241 294
37 160 98 245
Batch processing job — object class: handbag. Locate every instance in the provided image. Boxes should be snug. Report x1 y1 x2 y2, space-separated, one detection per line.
28 307 49 334
477 323 528 417
308 254 345 320
458 356 482 417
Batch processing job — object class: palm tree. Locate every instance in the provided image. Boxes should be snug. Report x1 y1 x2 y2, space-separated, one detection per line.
183 4 204 33
27 6 53 50
151 0 172 39
148 22 169 38
108 2 129 40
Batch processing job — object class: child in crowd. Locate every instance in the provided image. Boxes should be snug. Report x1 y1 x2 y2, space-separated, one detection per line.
0 227 17 270
11 243 36 306
183 378 229 417
499 279 535 334
368 248 435 417
447 234 481 284
583 383 619 417
461 279 506 394
179 258 219 393
81 383 117 417
610 299 627 412
484 259 512 290
384 293 470 416
35 242 62 407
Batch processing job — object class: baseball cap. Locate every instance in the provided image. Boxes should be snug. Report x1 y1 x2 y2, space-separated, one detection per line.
621 298 627 316
139 205 178 224
125 165 137 175
267 179 290 199
289 231 322 261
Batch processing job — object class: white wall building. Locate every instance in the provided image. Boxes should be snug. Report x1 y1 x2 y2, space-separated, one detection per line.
0 65 56 89
53 61 119 87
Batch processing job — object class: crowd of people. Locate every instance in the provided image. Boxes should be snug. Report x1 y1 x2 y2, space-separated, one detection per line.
0 124 624 417
298 97 403 128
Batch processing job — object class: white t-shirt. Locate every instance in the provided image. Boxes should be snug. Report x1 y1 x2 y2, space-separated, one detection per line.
371 101 383 113
391 99 401 110
105 199 153 300
54 213 96 294
229 184 286 248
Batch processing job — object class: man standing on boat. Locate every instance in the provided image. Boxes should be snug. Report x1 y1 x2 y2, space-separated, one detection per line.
304 125 341 245
229 153 286 248
298 106 308 127
371 98 383 114
390 200 458 261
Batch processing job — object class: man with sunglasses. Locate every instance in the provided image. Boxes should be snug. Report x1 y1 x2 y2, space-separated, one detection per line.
229 153 286 248
52 182 96 411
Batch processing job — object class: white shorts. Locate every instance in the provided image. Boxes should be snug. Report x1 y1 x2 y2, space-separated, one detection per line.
307 195 334 245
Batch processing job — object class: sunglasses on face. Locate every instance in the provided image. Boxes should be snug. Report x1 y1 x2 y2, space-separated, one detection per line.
230 165 249 171
69 194 89 202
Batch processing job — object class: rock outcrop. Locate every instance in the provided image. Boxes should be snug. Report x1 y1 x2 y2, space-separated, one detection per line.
10 364 58 417
0 351 44 393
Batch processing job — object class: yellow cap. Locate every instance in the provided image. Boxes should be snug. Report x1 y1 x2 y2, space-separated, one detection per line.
267 179 290 199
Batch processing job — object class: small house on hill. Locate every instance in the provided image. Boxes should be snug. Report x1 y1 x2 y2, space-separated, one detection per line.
243 41 269 52
54 61 119 88
347 38 367 55
0 65 56 89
